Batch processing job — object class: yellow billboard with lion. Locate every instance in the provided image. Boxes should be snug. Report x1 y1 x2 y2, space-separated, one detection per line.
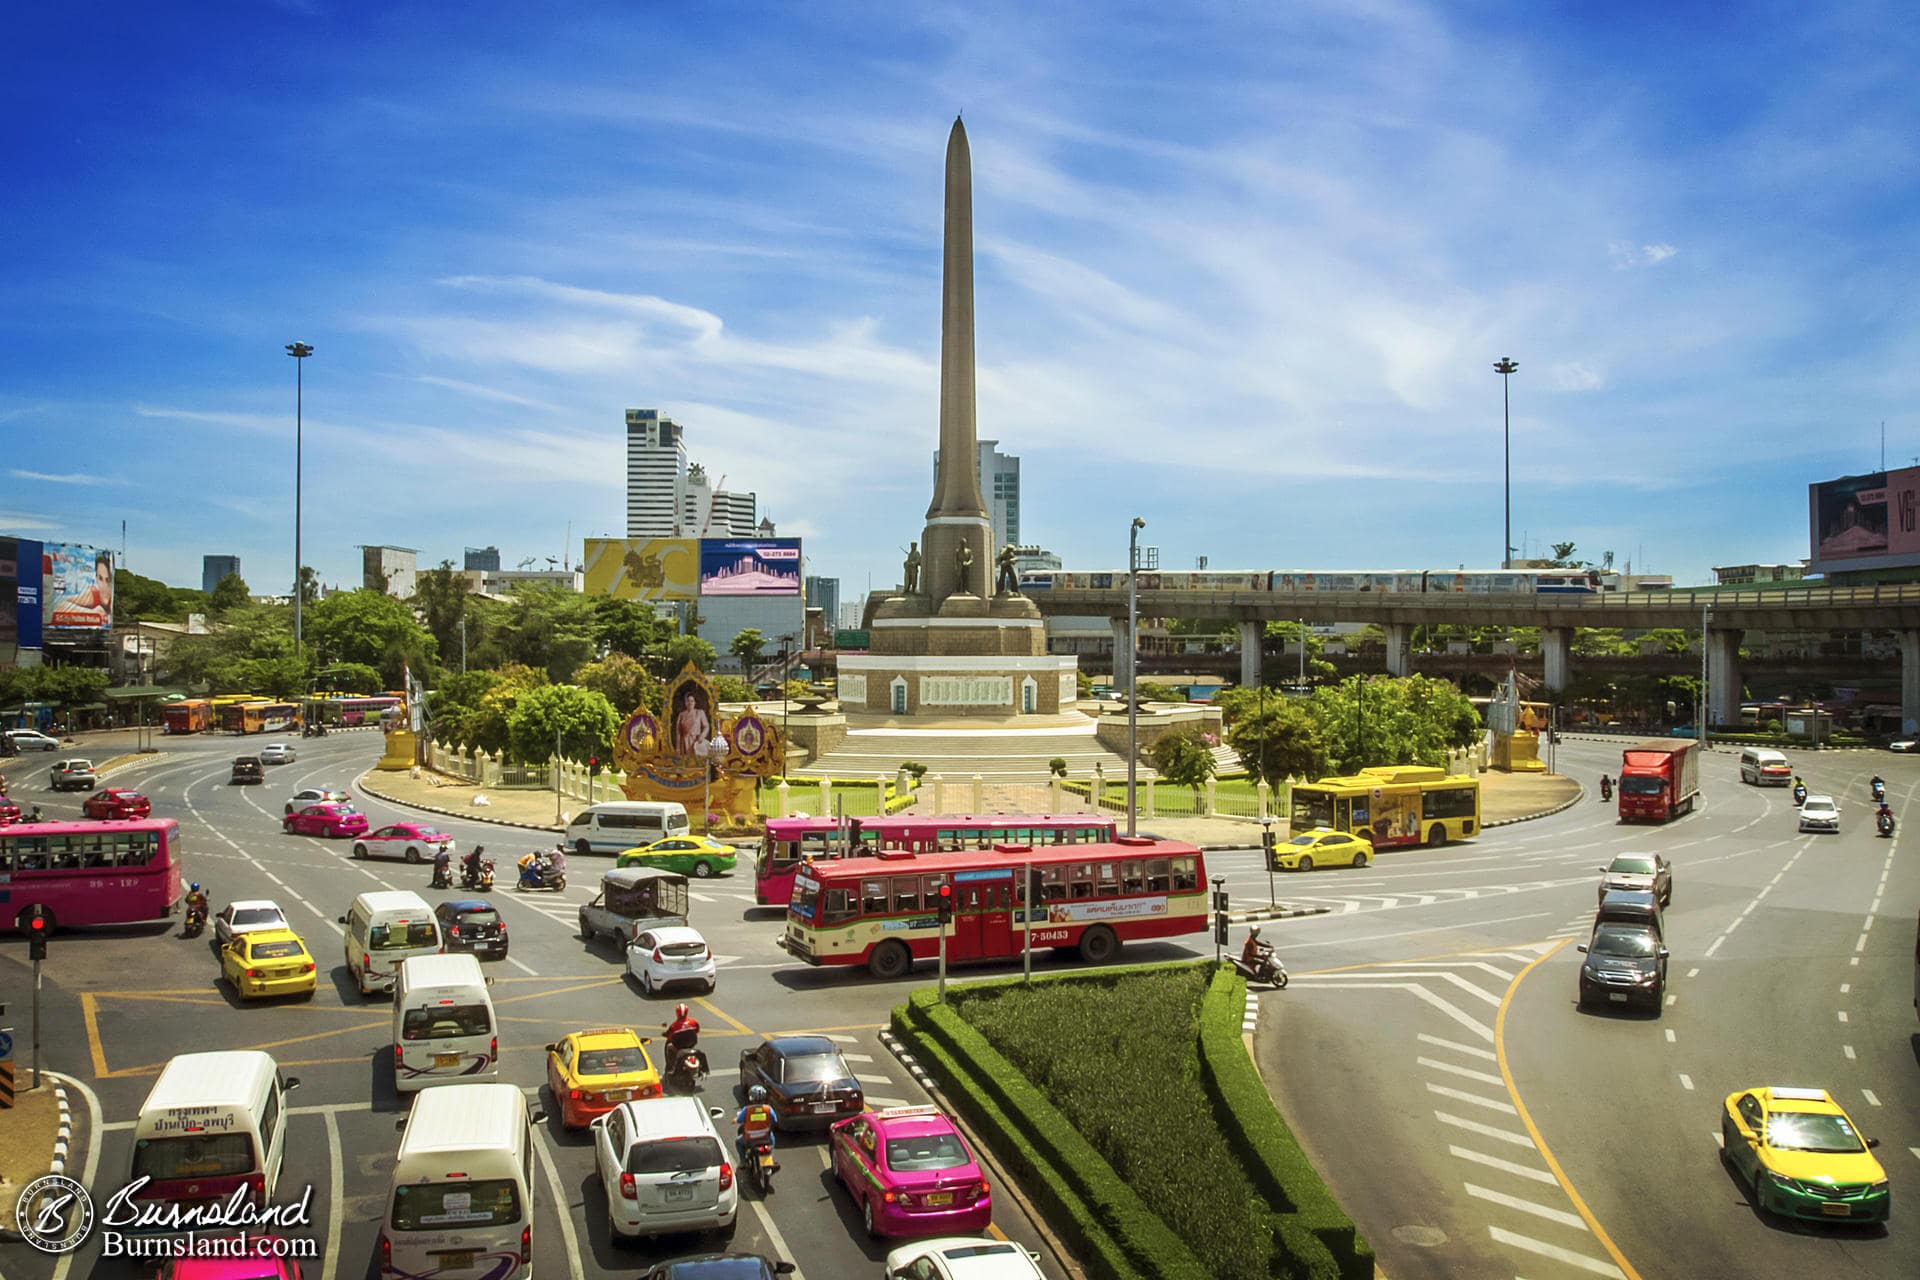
583 538 700 601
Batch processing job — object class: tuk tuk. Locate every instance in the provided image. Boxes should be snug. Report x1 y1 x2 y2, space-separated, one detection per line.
578 866 690 948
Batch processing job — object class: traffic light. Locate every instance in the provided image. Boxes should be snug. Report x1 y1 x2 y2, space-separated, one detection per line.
935 882 955 924
1215 912 1229 947
25 904 49 961
1026 867 1044 910
588 757 601 779
1262 824 1278 871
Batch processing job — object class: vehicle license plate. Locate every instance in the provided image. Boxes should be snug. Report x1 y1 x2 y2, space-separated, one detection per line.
665 1185 693 1202
439 1252 477 1269
608 1089 631 1101
1607 992 1628 1003
924 1191 953 1206
435 1053 460 1067
813 1102 839 1113
1820 1203 1850 1216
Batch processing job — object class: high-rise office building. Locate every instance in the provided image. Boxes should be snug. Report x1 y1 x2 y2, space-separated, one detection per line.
626 408 686 537
464 545 501 572
933 439 1020 551
202 555 241 595
362 546 419 598
805 576 840 629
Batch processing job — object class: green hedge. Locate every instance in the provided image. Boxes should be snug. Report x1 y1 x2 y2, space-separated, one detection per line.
1197 968 1374 1280
895 983 1212 1280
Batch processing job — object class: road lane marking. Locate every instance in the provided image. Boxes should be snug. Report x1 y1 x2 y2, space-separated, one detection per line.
1290 981 1494 1041
1489 1226 1626 1278
1427 1083 1517 1115
1678 1074 1694 1091
1838 1010 1849 1023
1687 968 1699 978
1465 1182 1587 1229
747 1196 807 1280
321 1109 345 1280
1862 1089 1881 1107
1273 911 1552 950
1417 1033 1497 1062
1447 1144 1556 1184
1434 1112 1535 1148
1418 1056 1506 1087
1844 1045 1856 1059
1664 1030 1675 1043
1840 983 1850 993
507 955 537 976
1704 936 1725 958
530 1120 587 1280
1493 939 1644 1280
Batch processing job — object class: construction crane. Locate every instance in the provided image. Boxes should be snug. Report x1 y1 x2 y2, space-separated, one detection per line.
517 557 537 570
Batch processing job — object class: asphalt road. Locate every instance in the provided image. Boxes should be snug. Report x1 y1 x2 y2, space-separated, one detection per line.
0 733 1088 1280
1260 738 1919 1280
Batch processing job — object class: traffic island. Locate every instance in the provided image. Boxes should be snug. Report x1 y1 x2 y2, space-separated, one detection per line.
353 768 564 833
0 1078 72 1238
891 961 1373 1280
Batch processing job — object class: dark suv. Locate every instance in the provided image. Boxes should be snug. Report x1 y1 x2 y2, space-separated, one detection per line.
230 757 265 785
434 900 508 959
1577 921 1668 1011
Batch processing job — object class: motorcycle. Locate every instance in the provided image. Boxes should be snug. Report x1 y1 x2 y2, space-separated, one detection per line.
1878 810 1895 837
1599 778 1613 802
1230 951 1289 990
743 1138 778 1194
665 1042 708 1094
429 859 453 890
183 901 208 939
1792 784 1807 807
460 858 496 892
515 860 567 892
1871 780 1886 802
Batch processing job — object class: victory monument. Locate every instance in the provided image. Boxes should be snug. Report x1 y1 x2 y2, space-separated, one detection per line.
839 118 1078 717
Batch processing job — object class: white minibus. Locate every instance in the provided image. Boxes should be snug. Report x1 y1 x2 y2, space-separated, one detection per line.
382 1082 539 1280
393 953 498 1093
1738 747 1792 786
127 1050 301 1215
341 890 442 997
566 801 690 856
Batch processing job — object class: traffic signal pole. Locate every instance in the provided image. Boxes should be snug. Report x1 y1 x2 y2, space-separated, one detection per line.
937 913 948 1003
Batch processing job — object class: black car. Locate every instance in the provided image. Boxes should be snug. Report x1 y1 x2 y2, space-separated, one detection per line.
434 899 508 959
639 1255 795 1280
1576 922 1668 1012
230 757 264 785
736 1035 863 1131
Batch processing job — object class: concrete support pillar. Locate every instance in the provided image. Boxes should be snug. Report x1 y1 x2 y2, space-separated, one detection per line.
1903 630 1920 736
1542 627 1572 694
1707 628 1744 729
1110 617 1133 690
1239 620 1263 688
819 777 833 817
1256 779 1271 820
1143 777 1156 819
1204 777 1218 817
1383 623 1412 677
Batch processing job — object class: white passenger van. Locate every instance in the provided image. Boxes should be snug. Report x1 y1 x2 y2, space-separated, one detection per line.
340 890 442 997
566 801 690 856
128 1050 301 1215
1738 747 1792 786
393 953 498 1093
382 1082 539 1280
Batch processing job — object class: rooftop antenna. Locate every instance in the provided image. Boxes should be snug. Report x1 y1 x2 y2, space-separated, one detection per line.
1882 421 1886 470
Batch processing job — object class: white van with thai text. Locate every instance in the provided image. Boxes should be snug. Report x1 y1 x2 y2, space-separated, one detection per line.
393 953 498 1093
381 1082 539 1280
566 801 690 856
127 1050 301 1219
341 890 442 997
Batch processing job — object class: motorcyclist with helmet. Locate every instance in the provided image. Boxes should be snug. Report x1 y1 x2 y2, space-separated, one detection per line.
664 1002 701 1085
737 1084 778 1171
184 882 210 931
1241 926 1278 982
462 843 486 888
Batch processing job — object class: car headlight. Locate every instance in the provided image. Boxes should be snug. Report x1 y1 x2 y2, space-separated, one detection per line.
1868 1180 1889 1193
1634 970 1658 984
1764 1171 1803 1193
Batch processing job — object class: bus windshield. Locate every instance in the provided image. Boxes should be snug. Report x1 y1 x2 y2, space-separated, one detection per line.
1291 792 1333 830
790 877 821 919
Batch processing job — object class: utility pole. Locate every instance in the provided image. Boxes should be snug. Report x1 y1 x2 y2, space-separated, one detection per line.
1126 517 1145 837
1494 357 1518 569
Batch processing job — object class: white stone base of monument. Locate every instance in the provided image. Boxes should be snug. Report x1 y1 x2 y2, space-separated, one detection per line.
837 653 1078 717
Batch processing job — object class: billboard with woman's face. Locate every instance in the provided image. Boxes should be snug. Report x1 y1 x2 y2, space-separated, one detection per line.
44 543 113 631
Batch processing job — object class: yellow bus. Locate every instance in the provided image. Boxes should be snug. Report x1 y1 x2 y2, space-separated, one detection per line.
1288 765 1481 848
225 701 301 734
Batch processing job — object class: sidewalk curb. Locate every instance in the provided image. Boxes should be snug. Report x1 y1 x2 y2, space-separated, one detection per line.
0 1076 75 1243
1484 783 1586 828
878 1028 1086 1280
353 769 563 834
1227 904 1331 923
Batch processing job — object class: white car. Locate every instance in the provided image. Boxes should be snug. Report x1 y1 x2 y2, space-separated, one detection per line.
1798 795 1841 833
627 926 717 996
285 787 350 815
258 742 296 765
884 1237 1047 1279
5 729 59 752
215 899 290 947
1889 739 1916 753
591 1097 737 1242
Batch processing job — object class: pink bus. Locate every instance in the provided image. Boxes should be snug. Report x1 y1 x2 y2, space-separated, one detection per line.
0 818 185 931
754 813 1117 906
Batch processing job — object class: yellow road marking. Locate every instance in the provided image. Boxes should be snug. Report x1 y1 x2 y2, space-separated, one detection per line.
492 977 624 1005
694 996 755 1036
81 993 111 1079
1494 938 1644 1280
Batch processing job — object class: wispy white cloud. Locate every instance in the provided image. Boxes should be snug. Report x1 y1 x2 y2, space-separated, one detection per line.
1609 241 1679 269
0 509 64 532
10 469 123 486
409 375 567 414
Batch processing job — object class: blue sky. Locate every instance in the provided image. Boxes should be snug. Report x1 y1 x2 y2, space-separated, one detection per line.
5 2 1917 604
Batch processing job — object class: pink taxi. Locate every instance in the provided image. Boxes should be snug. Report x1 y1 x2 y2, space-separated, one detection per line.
159 1236 305 1278
830 1104 992 1238
282 802 370 839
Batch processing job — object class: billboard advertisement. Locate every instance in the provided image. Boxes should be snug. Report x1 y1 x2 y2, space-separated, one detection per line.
43 542 111 631
0 538 16 659
1809 466 1920 570
14 538 43 650
581 538 700 601
699 538 801 596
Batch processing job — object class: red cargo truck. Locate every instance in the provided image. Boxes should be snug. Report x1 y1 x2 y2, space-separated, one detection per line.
1617 739 1701 822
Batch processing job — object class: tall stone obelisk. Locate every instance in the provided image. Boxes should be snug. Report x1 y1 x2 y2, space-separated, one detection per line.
921 116 993 606
846 117 1065 719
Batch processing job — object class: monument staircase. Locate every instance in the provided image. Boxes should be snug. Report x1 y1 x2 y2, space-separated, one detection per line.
792 713 1243 782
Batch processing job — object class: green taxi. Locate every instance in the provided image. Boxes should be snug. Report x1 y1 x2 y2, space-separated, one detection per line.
616 834 738 879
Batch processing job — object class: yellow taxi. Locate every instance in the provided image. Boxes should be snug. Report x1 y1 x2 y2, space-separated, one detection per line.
219 928 318 1001
545 1027 662 1129
1720 1086 1889 1223
1271 828 1373 871
616 834 738 879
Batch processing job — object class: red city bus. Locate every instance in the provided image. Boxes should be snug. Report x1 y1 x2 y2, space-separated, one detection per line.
161 699 214 734
754 813 1118 906
0 818 185 931
778 836 1205 978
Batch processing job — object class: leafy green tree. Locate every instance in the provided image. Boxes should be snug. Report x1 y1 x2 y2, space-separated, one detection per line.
1262 620 1336 684
1147 727 1217 799
114 570 207 624
158 601 303 693
1225 696 1327 788
713 675 755 703
414 561 473 667
315 662 383 695
506 684 619 764
470 664 550 756
593 597 665 661
574 653 659 717
297 565 321 608
1309 675 1481 773
468 586 597 681
781 678 812 702
663 634 717 673
729 628 765 671
305 589 436 687
208 572 251 613
425 669 501 749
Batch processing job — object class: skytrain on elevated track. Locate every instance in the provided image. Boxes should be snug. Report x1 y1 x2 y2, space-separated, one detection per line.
1018 567 1606 595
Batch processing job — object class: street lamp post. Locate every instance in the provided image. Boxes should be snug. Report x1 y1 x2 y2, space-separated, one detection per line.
1126 517 1145 837
697 733 728 834
286 342 314 658
1494 357 1518 569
